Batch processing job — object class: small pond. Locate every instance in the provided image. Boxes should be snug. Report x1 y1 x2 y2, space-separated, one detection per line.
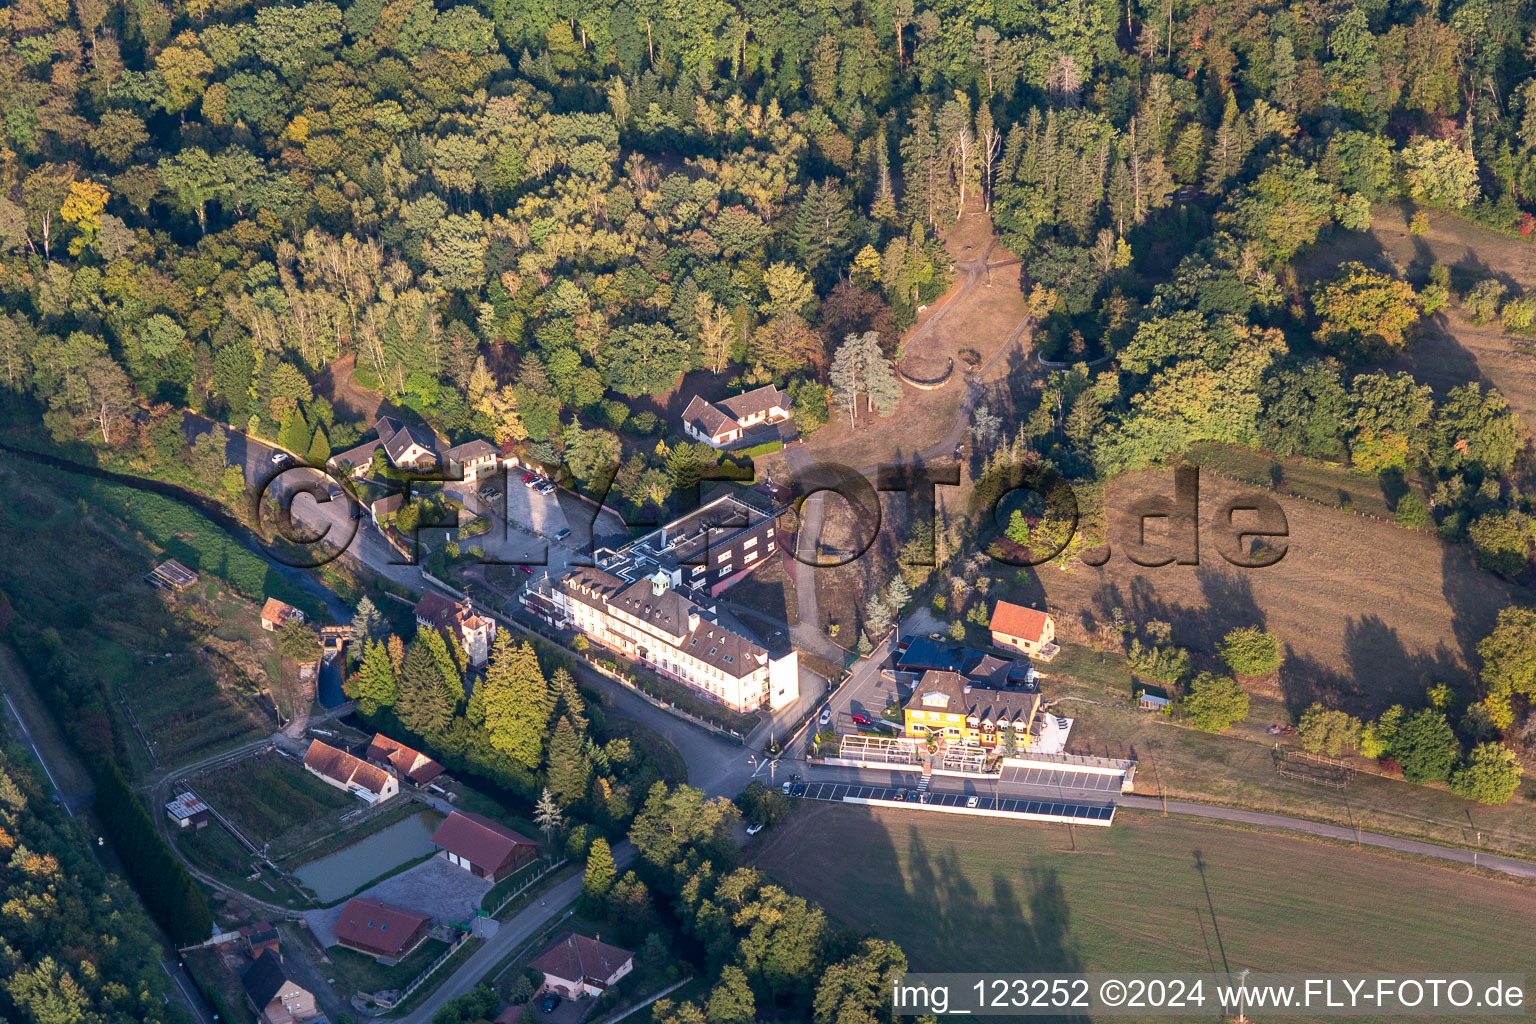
292 809 439 903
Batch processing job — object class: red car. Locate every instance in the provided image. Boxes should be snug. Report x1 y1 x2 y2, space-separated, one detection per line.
850 713 872 726
519 564 534 574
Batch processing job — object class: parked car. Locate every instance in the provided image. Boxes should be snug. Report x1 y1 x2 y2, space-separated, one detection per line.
271 450 291 465
522 472 539 487
328 487 344 500
919 792 930 804
518 564 534 574
553 526 571 541
893 789 906 802
791 782 805 796
541 994 561 1013
966 795 979 808
850 713 872 726
478 485 502 500
538 481 556 495
746 822 763 836
819 706 832 726
781 781 792 795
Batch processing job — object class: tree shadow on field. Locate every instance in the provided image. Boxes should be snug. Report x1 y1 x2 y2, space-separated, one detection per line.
1276 614 1466 717
901 825 1084 967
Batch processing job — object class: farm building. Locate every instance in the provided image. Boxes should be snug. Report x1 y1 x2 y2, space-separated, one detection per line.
530 931 633 999
366 733 446 787
302 739 398 804
332 897 432 961
148 559 198 592
431 811 538 883
260 598 305 632
164 791 210 829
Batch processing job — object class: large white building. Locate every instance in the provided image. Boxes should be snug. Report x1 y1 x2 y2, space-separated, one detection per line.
523 567 799 713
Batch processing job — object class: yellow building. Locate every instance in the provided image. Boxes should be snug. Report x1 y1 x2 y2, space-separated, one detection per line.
902 669 1041 749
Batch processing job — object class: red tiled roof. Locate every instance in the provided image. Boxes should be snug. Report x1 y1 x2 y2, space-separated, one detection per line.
430 811 536 872
989 601 1053 644
332 898 431 957
366 733 445 785
261 598 301 626
529 931 632 989
303 740 394 795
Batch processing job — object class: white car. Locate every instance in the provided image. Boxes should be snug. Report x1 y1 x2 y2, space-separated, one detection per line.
819 706 832 726
745 822 763 836
271 450 291 465
781 781 792 795
966 795 979 808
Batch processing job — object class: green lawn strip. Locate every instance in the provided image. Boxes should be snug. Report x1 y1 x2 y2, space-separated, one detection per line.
197 751 355 848
329 938 451 996
1065 699 1536 860
491 863 581 922
381 935 485 1018
182 947 259 1024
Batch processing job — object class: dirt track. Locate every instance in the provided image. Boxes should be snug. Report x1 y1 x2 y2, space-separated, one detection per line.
0 643 95 811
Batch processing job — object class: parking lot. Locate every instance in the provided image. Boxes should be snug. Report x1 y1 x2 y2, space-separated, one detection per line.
447 468 629 571
793 780 1116 824
999 765 1123 792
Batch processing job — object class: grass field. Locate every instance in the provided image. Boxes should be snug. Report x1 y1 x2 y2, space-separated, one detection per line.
752 804 1536 1020
0 459 282 771
329 938 450 996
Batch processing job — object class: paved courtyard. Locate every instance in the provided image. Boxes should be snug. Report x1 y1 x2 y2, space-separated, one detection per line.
304 855 492 948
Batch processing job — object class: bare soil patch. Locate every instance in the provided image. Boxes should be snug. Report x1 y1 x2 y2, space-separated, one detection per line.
791 211 1031 470
314 354 395 426
1019 468 1532 716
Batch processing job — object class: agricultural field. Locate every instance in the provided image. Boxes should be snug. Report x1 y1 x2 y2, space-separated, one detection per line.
753 803 1536 1010
0 458 282 771
192 750 356 852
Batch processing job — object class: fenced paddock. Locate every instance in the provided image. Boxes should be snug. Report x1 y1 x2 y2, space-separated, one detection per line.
1277 749 1353 789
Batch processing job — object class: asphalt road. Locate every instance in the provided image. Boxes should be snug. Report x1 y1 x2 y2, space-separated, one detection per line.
400 842 637 1024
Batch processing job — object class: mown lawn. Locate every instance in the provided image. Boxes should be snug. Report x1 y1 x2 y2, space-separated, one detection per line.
330 938 450 996
752 803 1536 1014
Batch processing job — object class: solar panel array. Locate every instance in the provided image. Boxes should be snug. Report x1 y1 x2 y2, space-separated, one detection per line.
796 781 1115 823
999 765 1122 792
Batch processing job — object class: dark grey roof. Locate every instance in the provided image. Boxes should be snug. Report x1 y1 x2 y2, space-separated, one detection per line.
446 438 498 462
242 950 295 1008
377 416 439 465
719 384 787 420
905 670 1034 727
682 396 737 438
559 568 768 676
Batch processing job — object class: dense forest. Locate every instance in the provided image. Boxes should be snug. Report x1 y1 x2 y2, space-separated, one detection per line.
4 0 1536 518
0 745 179 1024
